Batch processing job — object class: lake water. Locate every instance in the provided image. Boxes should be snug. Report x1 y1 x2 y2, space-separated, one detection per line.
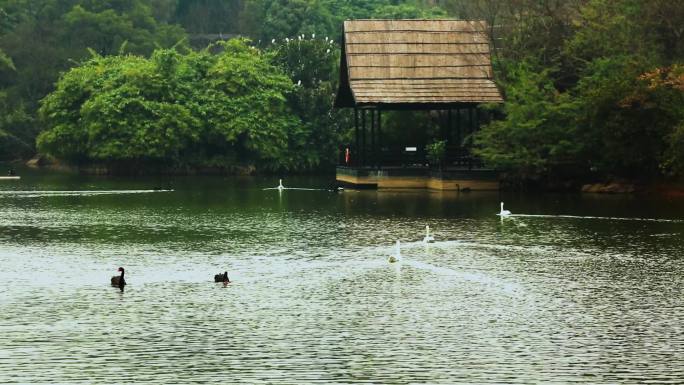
1 167 683 383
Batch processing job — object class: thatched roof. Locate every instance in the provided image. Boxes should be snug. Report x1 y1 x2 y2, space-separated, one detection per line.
335 20 503 109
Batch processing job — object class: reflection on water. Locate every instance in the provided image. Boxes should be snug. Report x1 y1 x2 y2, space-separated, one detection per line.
1 169 683 383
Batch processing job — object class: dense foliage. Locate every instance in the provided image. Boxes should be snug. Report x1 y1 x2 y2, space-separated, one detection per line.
471 0 684 181
0 0 186 160
2 0 684 181
267 35 349 169
1 0 442 169
39 39 307 170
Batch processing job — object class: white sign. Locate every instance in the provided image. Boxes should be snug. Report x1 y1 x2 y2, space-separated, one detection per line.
405 147 417 152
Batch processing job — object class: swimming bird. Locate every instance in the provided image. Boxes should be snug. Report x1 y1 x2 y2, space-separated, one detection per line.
111 267 126 291
423 225 435 243
388 240 401 263
328 183 344 192
262 179 287 191
498 202 512 217
214 271 230 283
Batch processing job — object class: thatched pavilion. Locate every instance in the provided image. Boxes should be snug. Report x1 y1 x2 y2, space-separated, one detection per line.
334 19 503 190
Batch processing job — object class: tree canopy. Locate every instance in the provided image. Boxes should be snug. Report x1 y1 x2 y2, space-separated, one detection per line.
38 39 320 171
1 0 684 183
471 0 684 181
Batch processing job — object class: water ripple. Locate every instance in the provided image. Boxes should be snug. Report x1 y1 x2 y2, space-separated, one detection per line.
1 179 683 383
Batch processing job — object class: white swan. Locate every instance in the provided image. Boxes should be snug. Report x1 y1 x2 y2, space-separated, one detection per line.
498 202 512 217
263 179 287 191
423 225 435 243
388 240 401 263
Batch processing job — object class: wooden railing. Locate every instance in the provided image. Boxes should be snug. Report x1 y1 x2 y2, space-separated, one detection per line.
338 144 483 169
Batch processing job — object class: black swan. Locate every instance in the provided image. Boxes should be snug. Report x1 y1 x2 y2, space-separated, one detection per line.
214 271 230 283
111 267 126 291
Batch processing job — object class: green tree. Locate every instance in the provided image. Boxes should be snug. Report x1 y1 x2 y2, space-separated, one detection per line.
372 3 447 19
259 0 335 42
61 1 186 56
327 0 391 21
474 62 583 178
0 6 33 160
174 0 243 34
0 96 34 160
576 60 684 178
0 0 187 160
470 0 684 182
0 48 14 72
268 36 351 168
200 39 297 169
38 39 331 172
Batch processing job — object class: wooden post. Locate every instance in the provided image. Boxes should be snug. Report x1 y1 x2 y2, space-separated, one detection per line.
447 109 452 143
456 108 461 147
370 109 376 167
475 107 481 169
361 109 366 167
354 108 359 167
377 109 382 168
468 106 474 170
468 106 474 142
447 109 452 166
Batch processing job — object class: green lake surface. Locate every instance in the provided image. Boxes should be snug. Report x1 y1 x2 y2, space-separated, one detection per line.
1 166 683 383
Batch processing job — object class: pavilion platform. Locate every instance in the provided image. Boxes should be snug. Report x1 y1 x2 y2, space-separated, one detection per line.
336 166 499 191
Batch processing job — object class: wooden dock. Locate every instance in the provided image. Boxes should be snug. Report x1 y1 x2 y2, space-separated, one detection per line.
336 167 499 191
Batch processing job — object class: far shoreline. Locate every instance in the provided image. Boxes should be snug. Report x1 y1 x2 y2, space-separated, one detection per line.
5 157 684 196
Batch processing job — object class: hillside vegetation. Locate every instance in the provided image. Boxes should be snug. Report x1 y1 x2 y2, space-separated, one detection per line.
0 0 683 181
